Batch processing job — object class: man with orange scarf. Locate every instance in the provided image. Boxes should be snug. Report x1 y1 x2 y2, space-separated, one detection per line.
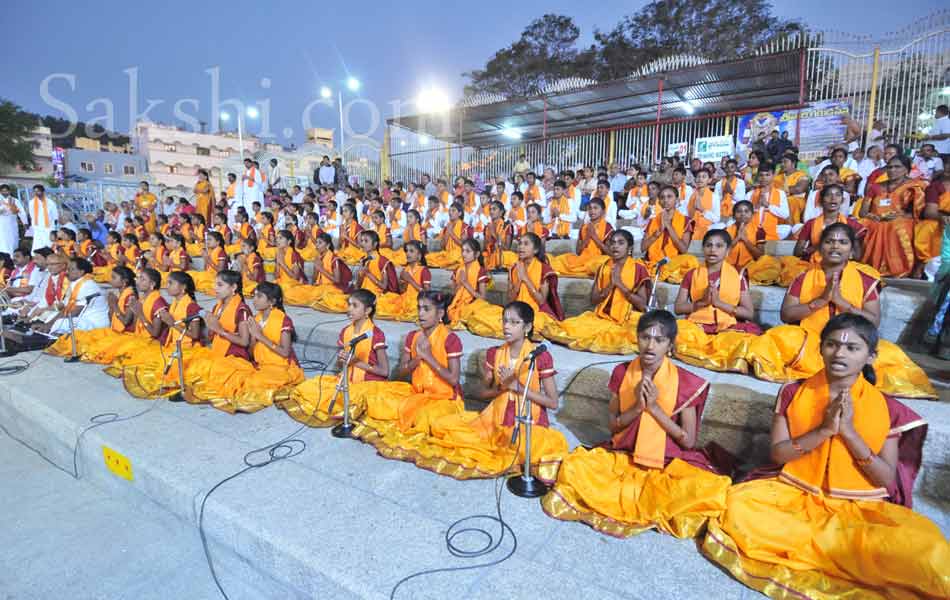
46 257 109 335
545 180 577 239
28 184 59 251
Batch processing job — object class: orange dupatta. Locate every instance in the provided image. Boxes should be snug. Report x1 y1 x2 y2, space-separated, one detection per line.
797 262 872 334
688 264 740 332
341 319 374 383
409 324 457 397
135 291 163 338
594 258 644 322
550 196 572 237
253 308 293 368
645 211 687 263
781 371 890 500
110 287 135 333
488 340 544 426
209 295 243 356
725 221 760 269
616 357 678 469
63 275 93 312
32 196 50 228
749 188 781 240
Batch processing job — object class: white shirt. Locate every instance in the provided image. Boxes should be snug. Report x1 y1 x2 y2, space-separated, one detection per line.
714 176 747 207
914 155 944 180
269 165 282 188
932 115 950 155
677 188 721 225
609 174 629 194
0 194 27 223
292 191 305 204
802 189 852 223
318 165 336 185
50 278 109 334
28 196 59 230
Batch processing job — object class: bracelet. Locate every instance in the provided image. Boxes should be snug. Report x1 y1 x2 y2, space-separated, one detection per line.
791 439 805 455
855 451 874 466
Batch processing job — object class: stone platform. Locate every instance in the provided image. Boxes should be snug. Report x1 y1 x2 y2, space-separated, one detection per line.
2 296 948 598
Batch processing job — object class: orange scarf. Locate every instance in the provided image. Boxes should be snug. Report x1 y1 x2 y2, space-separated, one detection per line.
781 370 889 500
32 196 50 228
646 211 686 263
209 295 242 357
510 258 545 312
798 262 871 334
165 296 198 350
63 274 93 312
253 308 292 367
312 251 336 286
409 324 456 397
594 257 643 323
207 246 226 272
510 205 525 223
246 166 257 188
550 196 572 237
110 287 135 333
616 357 678 468
688 264 740 332
135 291 162 338
749 187 780 240
341 319 374 383
725 221 759 269
442 220 465 253
489 340 544 426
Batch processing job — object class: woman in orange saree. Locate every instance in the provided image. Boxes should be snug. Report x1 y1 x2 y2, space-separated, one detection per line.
279 290 389 427
224 211 257 255
426 202 472 270
184 214 208 257
446 238 490 326
482 200 515 272
234 238 265 296
312 230 398 314
543 310 731 538
336 204 365 265
382 300 567 480
280 233 351 307
92 231 123 283
256 212 278 261
673 229 762 373
704 314 949 599
193 169 215 226
641 186 696 282
188 231 228 295
375 240 431 322
747 223 934 399
859 155 927 277
46 265 138 361
117 270 203 398
190 282 305 414
463 233 564 338
549 198 613 278
542 230 650 354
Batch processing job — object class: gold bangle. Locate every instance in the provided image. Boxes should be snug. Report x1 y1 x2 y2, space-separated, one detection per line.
791 439 805 454
855 451 874 467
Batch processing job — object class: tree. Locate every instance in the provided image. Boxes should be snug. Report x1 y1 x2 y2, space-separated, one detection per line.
593 0 802 80
0 99 39 171
463 14 595 98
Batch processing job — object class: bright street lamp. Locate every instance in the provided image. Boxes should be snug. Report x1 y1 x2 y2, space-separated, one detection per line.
347 77 361 92
220 106 259 192
320 86 332 99
416 87 451 113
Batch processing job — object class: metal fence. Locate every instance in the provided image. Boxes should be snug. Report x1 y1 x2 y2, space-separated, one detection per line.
16 179 142 217
386 10 950 184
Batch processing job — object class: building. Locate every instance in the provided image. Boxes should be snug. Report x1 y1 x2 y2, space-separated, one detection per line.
0 125 55 189
134 121 260 196
74 136 133 154
64 148 147 182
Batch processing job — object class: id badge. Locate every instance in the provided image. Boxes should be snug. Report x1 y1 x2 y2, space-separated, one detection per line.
878 197 891 207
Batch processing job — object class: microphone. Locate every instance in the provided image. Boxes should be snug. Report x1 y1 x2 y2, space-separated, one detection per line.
527 343 547 361
174 310 205 325
83 292 101 304
347 331 370 347
655 256 670 270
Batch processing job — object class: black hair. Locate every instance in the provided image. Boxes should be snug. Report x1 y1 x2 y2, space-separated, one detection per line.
503 300 535 339
34 247 54 258
69 256 93 274
277 229 296 248
758 161 776 174
461 237 484 267
315 232 335 251
587 197 606 210
350 288 377 318
732 200 754 214
60 228 77 241
207 231 225 248
703 228 732 246
217 269 244 298
610 229 634 252
150 230 166 245
123 233 140 246
192 213 207 225
489 200 506 218
888 154 912 172
418 290 452 324
637 309 678 341
819 222 856 247
168 232 185 246
820 313 878 384
659 184 678 198
819 183 845 204
111 265 137 292
404 240 427 266
140 267 162 290
254 281 289 329
78 227 92 240
520 232 547 263
168 270 197 300
0 253 13 271
359 229 380 250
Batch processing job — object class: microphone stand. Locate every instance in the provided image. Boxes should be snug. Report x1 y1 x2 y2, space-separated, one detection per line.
646 260 667 311
328 344 357 439
64 296 98 363
165 325 189 402
0 302 14 358
506 354 548 498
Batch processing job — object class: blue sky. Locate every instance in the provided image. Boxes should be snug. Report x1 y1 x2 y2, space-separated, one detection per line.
3 0 945 145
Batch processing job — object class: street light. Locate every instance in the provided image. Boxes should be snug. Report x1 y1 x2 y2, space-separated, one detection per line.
220 106 259 210
320 86 332 99
347 77 360 92
416 87 451 113
325 77 361 166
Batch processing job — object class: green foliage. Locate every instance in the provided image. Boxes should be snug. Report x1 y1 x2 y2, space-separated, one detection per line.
0 100 39 171
463 1 802 97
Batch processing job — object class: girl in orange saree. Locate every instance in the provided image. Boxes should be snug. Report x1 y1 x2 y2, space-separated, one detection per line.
188 231 228 295
747 223 934 399
446 238 489 325
482 200 515 272
542 230 650 354
193 169 215 225
281 232 351 307
47 265 138 361
543 310 731 538
312 230 398 313
256 212 278 261
704 314 949 599
641 185 696 282
463 232 564 339
280 289 389 427
375 240 431 322
92 231 123 283
859 155 927 277
426 202 472 270
235 238 265 295
549 197 613 278
336 204 365 265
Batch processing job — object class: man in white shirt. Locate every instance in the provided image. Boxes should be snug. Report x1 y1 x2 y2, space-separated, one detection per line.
317 156 335 187
5 248 52 317
45 257 108 335
421 173 438 199
2 247 41 298
913 144 944 180
27 184 59 251
607 163 628 208
291 185 305 204
513 154 530 177
924 104 950 165
0 183 27 254
236 158 263 220
268 158 282 191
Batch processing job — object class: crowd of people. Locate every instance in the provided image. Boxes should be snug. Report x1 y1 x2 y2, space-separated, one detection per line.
0 105 948 599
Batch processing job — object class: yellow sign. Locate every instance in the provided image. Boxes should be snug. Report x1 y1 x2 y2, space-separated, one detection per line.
102 446 133 481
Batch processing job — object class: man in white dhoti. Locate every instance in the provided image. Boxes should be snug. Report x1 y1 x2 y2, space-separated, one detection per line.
27 185 59 251
42 257 109 335
0 184 27 255
1 247 42 299
233 158 262 222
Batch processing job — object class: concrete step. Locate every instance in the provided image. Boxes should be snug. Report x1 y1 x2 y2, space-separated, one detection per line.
0 354 759 600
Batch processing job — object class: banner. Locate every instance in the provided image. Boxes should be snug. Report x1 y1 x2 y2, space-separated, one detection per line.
694 136 734 162
737 100 851 158
666 141 689 158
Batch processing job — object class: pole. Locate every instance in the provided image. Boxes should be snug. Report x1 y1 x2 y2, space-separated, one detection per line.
507 356 547 498
608 130 616 166
338 90 345 166
652 79 664 163
237 114 245 217
381 125 391 181
865 47 882 147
